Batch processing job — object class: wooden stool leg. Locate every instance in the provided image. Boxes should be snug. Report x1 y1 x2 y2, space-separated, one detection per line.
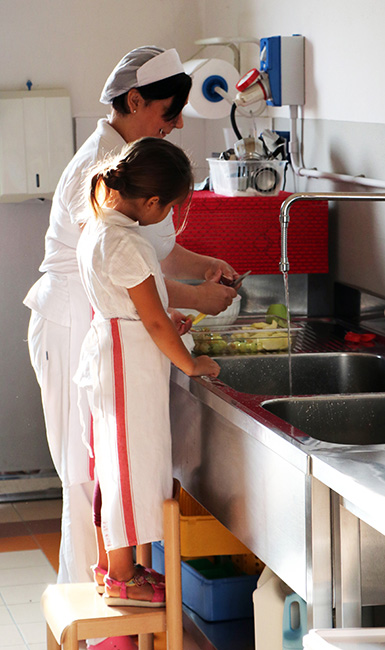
62 622 79 650
46 624 60 650
136 543 154 650
164 498 183 650
138 633 154 650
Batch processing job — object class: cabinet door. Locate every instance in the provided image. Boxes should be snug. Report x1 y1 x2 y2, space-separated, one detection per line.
0 98 28 195
46 96 74 189
23 96 50 194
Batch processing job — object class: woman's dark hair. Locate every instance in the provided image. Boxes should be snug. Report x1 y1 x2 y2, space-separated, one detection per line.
89 137 194 227
112 72 192 121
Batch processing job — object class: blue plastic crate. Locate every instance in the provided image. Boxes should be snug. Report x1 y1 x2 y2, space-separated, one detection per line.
152 541 258 622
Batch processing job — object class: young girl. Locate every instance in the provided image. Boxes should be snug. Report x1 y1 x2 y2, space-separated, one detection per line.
75 137 220 608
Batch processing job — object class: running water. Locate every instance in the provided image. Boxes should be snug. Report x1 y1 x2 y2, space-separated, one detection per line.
283 271 293 395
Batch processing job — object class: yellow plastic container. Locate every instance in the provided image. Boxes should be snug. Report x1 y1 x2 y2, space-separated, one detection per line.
179 489 252 557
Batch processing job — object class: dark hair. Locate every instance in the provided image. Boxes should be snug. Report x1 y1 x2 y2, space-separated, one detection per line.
112 72 192 121
90 137 194 225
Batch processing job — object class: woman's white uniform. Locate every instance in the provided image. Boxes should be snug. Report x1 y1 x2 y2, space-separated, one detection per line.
23 119 175 580
75 208 173 549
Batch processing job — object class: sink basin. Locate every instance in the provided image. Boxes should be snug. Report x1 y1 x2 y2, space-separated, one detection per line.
215 352 385 396
262 394 385 445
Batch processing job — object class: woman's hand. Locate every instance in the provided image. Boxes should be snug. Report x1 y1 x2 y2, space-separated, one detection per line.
194 278 237 315
204 260 238 285
168 309 192 336
188 355 220 378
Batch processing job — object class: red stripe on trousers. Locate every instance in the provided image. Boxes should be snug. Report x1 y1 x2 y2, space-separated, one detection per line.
110 318 137 546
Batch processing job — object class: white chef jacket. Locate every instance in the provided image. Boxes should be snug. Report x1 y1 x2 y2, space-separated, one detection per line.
75 209 172 549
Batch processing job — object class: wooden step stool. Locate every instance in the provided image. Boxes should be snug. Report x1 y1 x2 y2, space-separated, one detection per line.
41 497 182 650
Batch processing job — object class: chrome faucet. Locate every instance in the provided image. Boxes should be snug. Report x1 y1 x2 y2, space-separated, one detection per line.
279 192 385 273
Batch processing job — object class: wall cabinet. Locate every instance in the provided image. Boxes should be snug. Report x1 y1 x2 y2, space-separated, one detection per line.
0 89 74 202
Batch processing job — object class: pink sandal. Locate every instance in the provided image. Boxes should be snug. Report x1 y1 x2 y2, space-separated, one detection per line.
135 564 165 587
92 563 165 594
104 573 165 608
91 564 107 594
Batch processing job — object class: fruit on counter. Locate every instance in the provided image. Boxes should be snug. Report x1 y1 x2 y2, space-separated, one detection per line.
266 303 288 327
344 331 376 343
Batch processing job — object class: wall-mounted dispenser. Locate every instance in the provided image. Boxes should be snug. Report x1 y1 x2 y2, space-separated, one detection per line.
260 35 305 107
0 88 74 202
234 34 305 109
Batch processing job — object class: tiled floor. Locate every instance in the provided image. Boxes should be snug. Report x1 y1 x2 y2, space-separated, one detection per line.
0 496 200 650
0 498 61 650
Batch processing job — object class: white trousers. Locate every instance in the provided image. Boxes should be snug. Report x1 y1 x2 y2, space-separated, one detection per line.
27 311 95 583
59 482 95 583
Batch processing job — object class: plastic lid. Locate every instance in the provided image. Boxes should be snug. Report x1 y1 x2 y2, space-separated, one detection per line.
236 68 260 91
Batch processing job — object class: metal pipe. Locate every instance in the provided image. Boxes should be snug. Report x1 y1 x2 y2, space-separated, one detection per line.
289 106 385 190
279 191 385 273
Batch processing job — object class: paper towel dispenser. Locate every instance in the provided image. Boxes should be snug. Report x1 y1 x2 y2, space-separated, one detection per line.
0 89 74 202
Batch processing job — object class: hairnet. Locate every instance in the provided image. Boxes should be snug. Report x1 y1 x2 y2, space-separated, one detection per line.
100 46 185 104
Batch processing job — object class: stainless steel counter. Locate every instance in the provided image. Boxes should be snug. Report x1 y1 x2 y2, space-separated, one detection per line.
170 316 385 632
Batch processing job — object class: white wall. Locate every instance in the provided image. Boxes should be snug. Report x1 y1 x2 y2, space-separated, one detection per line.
200 0 385 299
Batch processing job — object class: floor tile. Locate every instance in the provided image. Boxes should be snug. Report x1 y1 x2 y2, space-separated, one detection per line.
34 533 60 573
0 605 13 625
0 550 48 570
17 620 46 644
14 499 62 521
0 537 38 553
0 522 31 539
0 563 57 587
0 582 50 605
0 623 25 646
7 602 44 625
0 505 22 524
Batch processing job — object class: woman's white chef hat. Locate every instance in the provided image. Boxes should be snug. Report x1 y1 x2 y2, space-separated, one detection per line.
100 46 185 104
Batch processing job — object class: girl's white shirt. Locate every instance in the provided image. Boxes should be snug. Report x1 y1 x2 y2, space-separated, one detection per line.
77 207 169 321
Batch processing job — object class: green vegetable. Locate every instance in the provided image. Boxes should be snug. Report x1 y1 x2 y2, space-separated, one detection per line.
266 303 288 327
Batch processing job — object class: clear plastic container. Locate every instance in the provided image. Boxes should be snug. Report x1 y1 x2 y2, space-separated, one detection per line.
207 158 287 197
192 319 299 356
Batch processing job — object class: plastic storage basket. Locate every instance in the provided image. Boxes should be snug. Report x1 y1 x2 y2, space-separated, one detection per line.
152 542 259 621
207 158 286 197
179 488 251 556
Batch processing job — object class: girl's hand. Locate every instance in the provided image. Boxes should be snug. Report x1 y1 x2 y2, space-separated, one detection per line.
189 355 220 378
168 309 192 336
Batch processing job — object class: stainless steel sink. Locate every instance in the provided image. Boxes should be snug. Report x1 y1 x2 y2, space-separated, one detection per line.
262 394 385 445
215 352 385 396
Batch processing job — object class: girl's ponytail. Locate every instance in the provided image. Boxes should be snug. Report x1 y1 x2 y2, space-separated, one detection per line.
88 137 194 219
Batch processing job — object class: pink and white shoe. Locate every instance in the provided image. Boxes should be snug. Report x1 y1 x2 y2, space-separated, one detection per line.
104 572 165 607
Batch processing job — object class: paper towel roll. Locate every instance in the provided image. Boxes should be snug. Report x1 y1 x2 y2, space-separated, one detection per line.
183 58 239 119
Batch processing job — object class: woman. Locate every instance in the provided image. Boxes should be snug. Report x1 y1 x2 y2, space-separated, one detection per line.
23 46 236 599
